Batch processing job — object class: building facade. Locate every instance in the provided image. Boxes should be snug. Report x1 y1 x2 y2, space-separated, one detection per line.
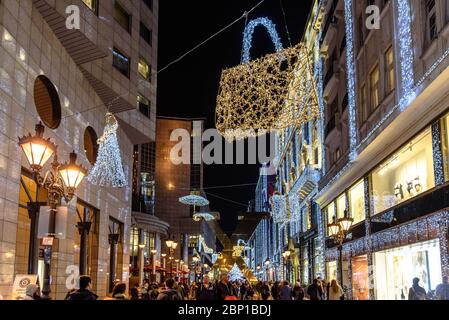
0 0 160 299
155 117 216 280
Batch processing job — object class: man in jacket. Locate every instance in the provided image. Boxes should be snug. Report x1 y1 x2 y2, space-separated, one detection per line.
279 281 292 300
67 275 98 300
196 276 215 300
435 276 449 300
307 279 323 300
408 278 427 300
157 278 182 300
215 274 232 300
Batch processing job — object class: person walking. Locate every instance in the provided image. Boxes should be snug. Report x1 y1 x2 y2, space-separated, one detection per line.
408 278 427 300
67 275 98 300
292 283 305 301
130 283 140 300
105 282 128 300
149 283 160 300
307 279 323 301
215 274 232 300
271 281 280 300
261 281 271 301
157 278 182 300
328 279 344 300
436 276 449 300
279 281 293 300
23 284 41 300
141 279 150 300
196 276 215 300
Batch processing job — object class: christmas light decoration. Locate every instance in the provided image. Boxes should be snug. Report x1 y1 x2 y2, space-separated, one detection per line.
228 263 245 282
432 122 445 185
179 191 209 221
216 43 319 141
241 17 283 64
270 193 291 224
344 0 358 161
397 0 415 110
87 112 127 188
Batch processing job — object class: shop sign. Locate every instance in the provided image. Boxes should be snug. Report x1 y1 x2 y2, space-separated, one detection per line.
42 237 54 246
11 275 38 300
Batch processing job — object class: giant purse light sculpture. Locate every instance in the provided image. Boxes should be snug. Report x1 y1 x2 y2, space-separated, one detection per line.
87 112 127 187
215 17 319 141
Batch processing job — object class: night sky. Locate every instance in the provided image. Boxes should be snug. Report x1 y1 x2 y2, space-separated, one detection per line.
157 0 313 233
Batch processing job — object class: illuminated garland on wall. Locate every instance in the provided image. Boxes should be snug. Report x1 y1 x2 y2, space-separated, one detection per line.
241 17 283 64
344 0 358 161
397 0 416 110
432 122 445 185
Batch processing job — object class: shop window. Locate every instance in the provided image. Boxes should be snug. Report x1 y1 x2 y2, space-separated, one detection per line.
351 255 369 300
82 0 98 14
371 127 435 214
349 180 365 224
373 239 442 300
326 202 335 226
140 22 152 46
112 47 130 78
34 75 62 129
385 46 395 94
336 193 346 219
138 57 151 81
83 126 98 165
114 1 131 33
326 261 338 282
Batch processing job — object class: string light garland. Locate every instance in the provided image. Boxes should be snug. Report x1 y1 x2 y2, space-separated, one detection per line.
432 122 445 185
216 43 319 141
397 0 416 110
87 112 127 188
241 17 283 64
344 0 358 161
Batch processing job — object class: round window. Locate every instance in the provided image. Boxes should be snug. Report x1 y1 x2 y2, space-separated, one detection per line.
84 126 98 165
33 75 62 129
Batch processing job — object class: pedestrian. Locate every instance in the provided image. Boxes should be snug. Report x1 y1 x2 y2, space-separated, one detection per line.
130 283 140 300
307 279 323 301
215 274 233 300
157 278 182 300
196 276 215 300
436 276 449 300
292 282 305 301
328 279 344 300
279 281 292 300
141 279 150 300
408 277 427 300
271 281 280 300
261 281 271 300
174 281 185 300
67 275 98 300
23 284 41 300
149 283 160 300
106 282 128 300
64 288 76 300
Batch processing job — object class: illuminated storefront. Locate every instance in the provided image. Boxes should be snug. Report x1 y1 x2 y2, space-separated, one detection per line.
373 239 442 300
351 255 369 300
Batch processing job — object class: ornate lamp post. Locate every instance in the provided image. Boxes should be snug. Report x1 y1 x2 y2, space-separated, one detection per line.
151 249 157 281
192 254 200 282
282 250 292 282
264 258 270 281
165 235 178 278
161 253 167 281
175 259 180 279
328 210 354 287
18 122 87 299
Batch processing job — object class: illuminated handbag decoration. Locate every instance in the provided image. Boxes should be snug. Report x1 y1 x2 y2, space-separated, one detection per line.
215 17 319 142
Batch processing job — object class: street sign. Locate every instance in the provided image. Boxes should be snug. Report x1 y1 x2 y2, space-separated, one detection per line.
42 237 54 246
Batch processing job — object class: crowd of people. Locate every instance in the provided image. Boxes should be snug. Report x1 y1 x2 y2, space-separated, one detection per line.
18 274 449 301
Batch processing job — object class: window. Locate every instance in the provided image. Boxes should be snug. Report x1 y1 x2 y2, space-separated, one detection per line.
84 126 98 165
82 0 98 14
114 1 131 33
326 202 335 225
137 94 150 118
112 47 130 78
143 0 153 11
34 75 62 129
138 57 151 80
302 206 310 232
140 22 152 46
426 0 437 42
360 84 367 123
385 46 395 94
370 65 380 110
349 180 366 224
336 194 346 219
371 127 435 214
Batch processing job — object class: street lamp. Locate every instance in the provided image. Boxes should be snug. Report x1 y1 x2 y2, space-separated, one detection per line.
165 235 178 278
161 253 167 281
328 210 354 287
192 255 200 282
18 122 87 300
264 258 270 281
282 250 292 282
151 249 158 280
175 259 180 279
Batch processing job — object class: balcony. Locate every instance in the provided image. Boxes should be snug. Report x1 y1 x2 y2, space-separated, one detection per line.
288 166 321 202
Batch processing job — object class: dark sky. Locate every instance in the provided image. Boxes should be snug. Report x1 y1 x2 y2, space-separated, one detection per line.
157 0 313 233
